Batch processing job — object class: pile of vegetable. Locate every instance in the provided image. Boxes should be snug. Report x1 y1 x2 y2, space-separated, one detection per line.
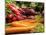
5 0 44 34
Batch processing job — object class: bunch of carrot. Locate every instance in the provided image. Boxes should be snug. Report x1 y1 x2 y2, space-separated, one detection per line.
6 19 38 33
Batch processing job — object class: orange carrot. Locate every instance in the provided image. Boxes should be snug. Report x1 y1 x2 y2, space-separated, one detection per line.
10 19 36 27
6 27 31 33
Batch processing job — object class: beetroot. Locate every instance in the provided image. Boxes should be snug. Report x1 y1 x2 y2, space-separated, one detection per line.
20 8 37 16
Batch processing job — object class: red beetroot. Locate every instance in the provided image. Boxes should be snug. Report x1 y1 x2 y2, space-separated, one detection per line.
21 8 36 16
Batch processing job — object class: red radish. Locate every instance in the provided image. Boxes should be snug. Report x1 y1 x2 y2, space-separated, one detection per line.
7 4 21 15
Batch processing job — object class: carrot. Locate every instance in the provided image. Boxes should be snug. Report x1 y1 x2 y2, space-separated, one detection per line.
6 21 37 33
10 19 36 27
6 23 37 34
6 27 31 33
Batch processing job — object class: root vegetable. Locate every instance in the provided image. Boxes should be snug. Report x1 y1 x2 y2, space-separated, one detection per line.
6 22 37 34
9 19 36 27
7 4 21 15
12 16 17 21
7 4 25 20
6 20 37 33
7 13 14 19
6 27 30 33
22 8 36 16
